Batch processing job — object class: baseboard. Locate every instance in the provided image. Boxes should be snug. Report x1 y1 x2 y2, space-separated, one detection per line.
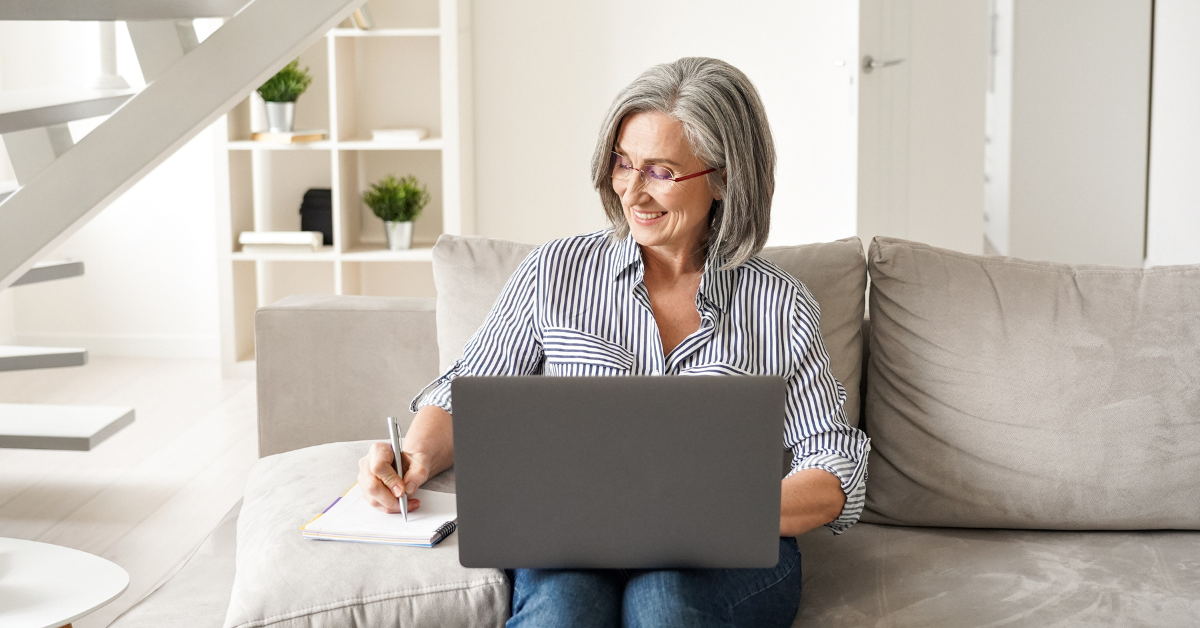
11 333 220 359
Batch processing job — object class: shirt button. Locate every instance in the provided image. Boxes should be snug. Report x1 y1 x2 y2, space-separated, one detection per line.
650 369 662 376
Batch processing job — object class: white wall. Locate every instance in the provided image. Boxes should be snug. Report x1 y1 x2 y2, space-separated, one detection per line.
1145 0 1200 267
471 1 859 247
1 21 222 357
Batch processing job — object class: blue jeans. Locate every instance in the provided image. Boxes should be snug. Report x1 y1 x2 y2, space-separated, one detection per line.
507 538 801 628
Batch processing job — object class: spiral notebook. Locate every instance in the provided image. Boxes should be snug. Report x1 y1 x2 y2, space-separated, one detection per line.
301 483 457 548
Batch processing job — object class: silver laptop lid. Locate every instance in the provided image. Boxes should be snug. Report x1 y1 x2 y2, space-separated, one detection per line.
452 376 785 569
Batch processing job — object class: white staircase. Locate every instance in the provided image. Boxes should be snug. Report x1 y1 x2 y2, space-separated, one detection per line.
2 1 250 21
0 0 367 449
0 0 367 292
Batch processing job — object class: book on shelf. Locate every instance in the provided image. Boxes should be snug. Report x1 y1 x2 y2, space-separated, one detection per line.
251 130 327 144
371 127 429 143
238 231 323 253
351 5 374 29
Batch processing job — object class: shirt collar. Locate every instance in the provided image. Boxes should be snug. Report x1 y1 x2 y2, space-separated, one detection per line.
609 231 736 315
698 249 735 315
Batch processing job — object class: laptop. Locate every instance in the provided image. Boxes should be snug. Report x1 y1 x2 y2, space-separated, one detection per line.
451 375 785 569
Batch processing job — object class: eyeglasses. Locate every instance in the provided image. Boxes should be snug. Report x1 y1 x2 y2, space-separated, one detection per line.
610 152 717 194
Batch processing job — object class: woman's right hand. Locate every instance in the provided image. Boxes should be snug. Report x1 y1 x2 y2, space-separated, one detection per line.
358 441 431 513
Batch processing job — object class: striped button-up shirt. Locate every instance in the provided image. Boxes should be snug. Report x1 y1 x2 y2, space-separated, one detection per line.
412 230 870 534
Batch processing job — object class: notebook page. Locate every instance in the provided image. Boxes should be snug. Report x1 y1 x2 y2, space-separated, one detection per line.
304 484 456 541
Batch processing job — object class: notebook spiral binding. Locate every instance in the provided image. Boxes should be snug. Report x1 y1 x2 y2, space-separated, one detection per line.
432 521 458 545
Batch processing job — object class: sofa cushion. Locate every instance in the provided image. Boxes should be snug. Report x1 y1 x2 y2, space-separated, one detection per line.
862 237 1200 529
432 234 867 426
256 294 439 457
224 441 508 628
794 522 1200 627
759 238 868 426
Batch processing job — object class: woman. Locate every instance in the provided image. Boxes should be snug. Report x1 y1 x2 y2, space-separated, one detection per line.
359 57 870 628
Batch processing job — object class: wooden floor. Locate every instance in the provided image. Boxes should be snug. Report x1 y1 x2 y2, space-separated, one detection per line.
0 357 257 628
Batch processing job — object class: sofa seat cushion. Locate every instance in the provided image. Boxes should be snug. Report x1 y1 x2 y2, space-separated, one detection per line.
432 234 868 426
794 523 1200 627
224 441 509 628
108 501 241 628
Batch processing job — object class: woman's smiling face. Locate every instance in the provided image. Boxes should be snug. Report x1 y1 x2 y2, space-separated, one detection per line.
612 111 719 256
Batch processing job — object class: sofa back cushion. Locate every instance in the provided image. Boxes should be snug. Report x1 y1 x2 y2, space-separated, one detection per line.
862 237 1200 529
432 234 867 426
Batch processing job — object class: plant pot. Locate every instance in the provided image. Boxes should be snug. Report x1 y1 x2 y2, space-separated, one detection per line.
265 101 295 133
384 220 414 250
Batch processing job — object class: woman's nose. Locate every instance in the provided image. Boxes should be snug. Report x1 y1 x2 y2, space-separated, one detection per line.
620 171 650 207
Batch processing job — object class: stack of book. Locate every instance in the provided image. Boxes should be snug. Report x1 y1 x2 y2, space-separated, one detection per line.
239 231 324 254
251 130 327 144
371 128 428 144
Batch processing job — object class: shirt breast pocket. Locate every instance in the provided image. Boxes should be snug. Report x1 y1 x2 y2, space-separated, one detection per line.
542 327 635 376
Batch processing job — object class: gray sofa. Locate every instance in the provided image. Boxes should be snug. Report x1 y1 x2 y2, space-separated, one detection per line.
111 235 1200 627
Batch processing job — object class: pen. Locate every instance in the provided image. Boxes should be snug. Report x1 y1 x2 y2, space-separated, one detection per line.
387 416 407 521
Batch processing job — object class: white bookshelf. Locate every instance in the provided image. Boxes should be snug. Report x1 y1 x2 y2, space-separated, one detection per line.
213 0 472 377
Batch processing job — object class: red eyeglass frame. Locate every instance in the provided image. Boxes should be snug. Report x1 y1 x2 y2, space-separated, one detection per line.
611 151 718 184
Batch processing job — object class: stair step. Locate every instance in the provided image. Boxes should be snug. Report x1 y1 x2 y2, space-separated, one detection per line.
11 260 85 287
0 403 134 451
0 346 88 372
0 0 249 20
0 86 138 135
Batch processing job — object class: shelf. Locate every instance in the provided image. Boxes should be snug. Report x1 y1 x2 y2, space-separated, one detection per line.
328 28 441 38
215 0 470 377
338 137 443 150
227 245 434 262
341 246 434 261
226 138 442 151
230 245 337 261
226 140 333 150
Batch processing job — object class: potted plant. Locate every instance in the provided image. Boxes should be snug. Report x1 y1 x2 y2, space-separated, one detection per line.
363 175 430 250
257 60 313 133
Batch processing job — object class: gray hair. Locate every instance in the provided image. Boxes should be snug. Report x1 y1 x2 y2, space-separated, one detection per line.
590 57 776 269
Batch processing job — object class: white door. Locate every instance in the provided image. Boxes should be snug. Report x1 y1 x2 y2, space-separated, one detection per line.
1145 0 1200 267
857 0 989 255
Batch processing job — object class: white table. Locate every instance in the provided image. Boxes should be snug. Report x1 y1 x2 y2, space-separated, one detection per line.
0 538 128 628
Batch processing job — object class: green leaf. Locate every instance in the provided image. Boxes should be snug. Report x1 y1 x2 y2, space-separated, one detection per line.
257 60 313 103
362 175 431 222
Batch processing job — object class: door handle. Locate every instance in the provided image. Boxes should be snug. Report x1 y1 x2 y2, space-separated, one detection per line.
862 55 905 73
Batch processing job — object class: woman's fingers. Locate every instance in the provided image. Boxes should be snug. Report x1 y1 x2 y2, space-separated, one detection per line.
359 443 403 512
359 443 432 513
400 451 430 497
368 442 406 497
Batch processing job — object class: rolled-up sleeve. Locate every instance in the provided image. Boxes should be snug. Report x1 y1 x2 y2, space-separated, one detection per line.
409 248 545 415
783 288 871 535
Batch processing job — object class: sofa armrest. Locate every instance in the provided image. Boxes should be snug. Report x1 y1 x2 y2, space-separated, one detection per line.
255 294 439 458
